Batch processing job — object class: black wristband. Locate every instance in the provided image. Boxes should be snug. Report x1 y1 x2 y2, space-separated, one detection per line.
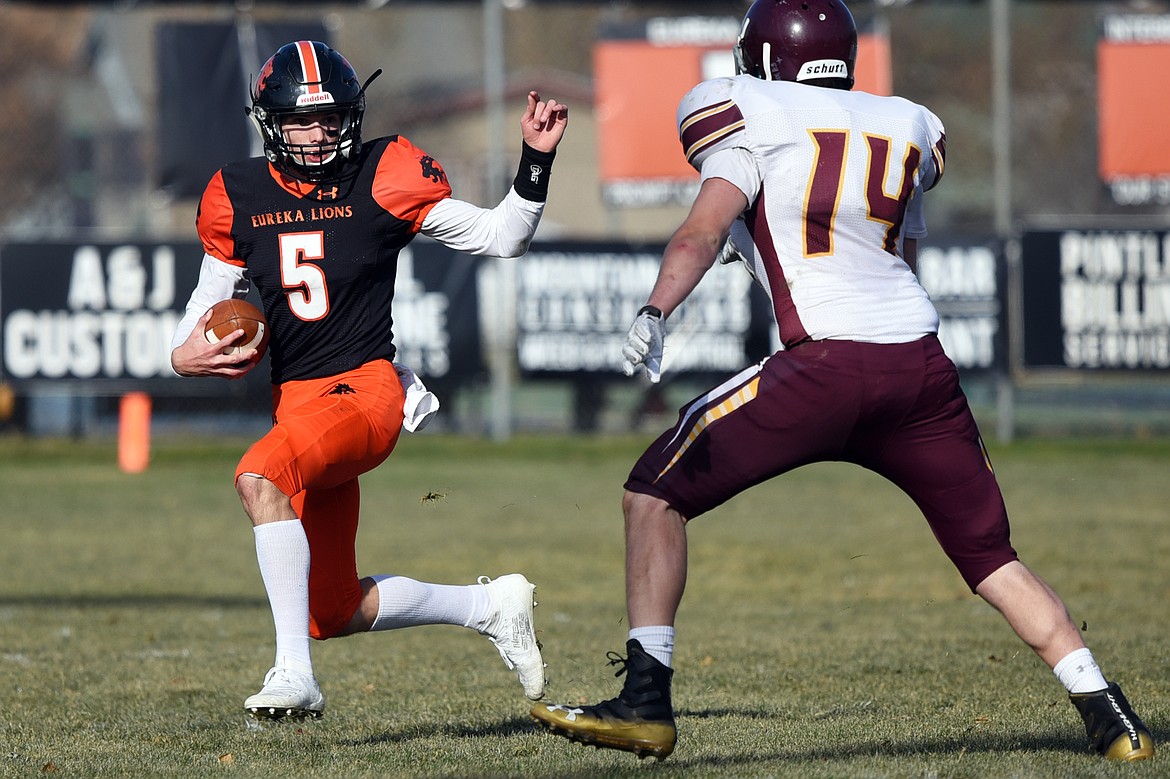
638 305 663 319
512 142 557 202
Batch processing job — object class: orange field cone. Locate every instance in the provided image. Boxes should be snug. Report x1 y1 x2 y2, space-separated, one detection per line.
118 392 151 473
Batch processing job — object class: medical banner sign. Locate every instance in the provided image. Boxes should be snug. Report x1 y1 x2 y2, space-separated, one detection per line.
515 238 1006 377
1021 228 1170 370
515 242 755 376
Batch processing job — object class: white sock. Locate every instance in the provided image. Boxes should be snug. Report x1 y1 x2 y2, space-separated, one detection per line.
368 575 490 631
629 626 675 668
253 520 313 675
1053 648 1108 694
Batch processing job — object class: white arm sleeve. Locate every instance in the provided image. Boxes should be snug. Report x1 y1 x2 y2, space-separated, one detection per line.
169 254 250 353
699 146 762 205
419 187 545 258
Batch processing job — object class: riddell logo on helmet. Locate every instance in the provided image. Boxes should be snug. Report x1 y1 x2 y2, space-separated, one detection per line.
795 59 848 81
296 92 336 107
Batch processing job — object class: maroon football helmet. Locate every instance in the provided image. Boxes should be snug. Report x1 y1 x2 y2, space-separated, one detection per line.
733 0 857 90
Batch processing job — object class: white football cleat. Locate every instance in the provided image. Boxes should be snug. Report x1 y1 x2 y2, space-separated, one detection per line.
479 574 545 700
244 664 325 721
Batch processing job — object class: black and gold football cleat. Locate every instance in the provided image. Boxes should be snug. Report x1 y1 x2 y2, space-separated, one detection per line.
1069 682 1155 761
531 639 676 759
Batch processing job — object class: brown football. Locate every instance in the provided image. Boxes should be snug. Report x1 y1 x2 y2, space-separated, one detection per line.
204 298 270 358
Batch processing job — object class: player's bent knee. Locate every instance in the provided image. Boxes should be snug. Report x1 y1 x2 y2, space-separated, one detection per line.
235 471 267 502
623 489 687 528
235 473 294 524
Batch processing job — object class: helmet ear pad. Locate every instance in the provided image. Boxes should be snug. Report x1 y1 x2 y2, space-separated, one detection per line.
734 0 857 90
247 40 368 181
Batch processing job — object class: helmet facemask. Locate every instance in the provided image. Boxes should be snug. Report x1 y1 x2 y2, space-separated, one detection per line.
249 100 364 182
246 41 379 182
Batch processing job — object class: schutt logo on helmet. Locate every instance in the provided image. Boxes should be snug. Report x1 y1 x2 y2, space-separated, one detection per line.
733 0 857 89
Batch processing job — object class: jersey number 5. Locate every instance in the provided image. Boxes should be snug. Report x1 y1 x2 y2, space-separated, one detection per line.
279 231 330 321
805 130 921 258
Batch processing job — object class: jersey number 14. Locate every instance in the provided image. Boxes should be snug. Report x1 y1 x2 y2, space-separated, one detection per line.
805 130 921 258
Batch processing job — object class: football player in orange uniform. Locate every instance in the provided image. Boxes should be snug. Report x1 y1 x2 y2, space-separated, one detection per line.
170 40 567 721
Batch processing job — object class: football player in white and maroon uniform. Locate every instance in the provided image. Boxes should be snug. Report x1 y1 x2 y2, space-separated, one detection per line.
170 40 566 720
532 0 1152 762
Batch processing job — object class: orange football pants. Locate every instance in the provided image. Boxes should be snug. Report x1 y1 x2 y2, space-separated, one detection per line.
236 359 405 639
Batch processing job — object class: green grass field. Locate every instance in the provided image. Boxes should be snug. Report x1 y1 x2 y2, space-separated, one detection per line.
0 434 1166 778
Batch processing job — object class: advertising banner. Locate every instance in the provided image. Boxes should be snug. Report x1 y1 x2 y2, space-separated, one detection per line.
916 240 1004 372
0 242 202 385
1 237 1010 394
1021 228 1170 370
1097 15 1170 205
394 240 484 383
515 242 757 377
594 16 892 208
156 21 329 198
0 241 483 389
515 238 1006 378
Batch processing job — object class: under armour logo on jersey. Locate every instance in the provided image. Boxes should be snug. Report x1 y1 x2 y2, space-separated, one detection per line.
529 164 543 184
329 383 357 395
316 185 339 201
419 155 448 185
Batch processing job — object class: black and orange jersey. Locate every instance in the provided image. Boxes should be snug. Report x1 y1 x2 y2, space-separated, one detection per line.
196 135 452 383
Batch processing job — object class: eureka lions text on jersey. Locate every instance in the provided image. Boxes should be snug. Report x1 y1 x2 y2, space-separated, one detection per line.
197 135 451 383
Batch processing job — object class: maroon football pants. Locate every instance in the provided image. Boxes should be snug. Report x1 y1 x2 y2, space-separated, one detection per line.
626 335 1017 591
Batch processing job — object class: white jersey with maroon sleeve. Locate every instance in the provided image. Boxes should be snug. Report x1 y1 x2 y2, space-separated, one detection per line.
678 75 947 347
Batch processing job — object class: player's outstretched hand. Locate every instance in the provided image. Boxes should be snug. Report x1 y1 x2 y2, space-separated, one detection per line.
171 308 260 380
521 91 568 153
622 306 664 383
